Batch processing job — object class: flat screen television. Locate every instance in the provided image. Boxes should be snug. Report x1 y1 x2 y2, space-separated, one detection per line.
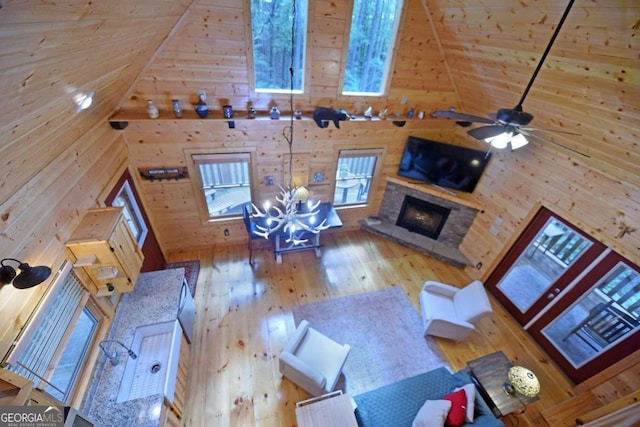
397 136 492 193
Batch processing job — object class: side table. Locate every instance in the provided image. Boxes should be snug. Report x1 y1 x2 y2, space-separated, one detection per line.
295 390 358 427
467 351 539 417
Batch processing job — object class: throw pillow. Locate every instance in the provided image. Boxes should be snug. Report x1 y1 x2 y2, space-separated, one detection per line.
454 383 476 423
412 399 452 427
443 389 467 427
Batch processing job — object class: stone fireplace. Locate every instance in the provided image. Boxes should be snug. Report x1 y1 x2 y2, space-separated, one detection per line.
396 195 451 240
361 177 483 267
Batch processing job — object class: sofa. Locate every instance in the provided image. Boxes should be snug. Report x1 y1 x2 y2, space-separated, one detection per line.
353 367 505 427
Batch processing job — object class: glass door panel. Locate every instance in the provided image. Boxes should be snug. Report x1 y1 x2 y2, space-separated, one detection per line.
487 207 606 324
530 252 640 383
497 217 591 312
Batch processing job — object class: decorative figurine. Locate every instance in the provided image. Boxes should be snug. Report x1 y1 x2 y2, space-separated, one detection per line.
270 106 280 119
418 110 425 119
172 99 182 118
364 106 373 119
294 109 303 119
313 107 349 129
248 106 257 119
195 90 208 118
407 108 415 119
378 108 388 120
223 105 233 118
146 100 159 119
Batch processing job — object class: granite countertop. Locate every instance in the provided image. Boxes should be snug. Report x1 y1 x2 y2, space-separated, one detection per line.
85 268 185 427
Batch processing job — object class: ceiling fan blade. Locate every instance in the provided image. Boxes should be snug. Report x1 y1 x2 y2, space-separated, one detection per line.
519 129 590 158
431 110 495 125
467 125 506 140
521 127 581 136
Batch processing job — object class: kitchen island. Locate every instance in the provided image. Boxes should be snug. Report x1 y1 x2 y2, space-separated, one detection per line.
84 268 190 427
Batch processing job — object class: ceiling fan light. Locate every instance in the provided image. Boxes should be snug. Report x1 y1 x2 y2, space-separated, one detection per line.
511 133 529 149
490 132 511 149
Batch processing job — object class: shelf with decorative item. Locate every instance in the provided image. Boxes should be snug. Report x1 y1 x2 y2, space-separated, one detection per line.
109 110 426 127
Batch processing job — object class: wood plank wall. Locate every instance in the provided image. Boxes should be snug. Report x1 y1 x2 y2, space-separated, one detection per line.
117 0 639 425
0 0 191 376
0 0 637 424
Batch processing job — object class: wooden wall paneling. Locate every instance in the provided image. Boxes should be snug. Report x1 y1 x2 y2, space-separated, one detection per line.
0 122 129 360
0 0 191 23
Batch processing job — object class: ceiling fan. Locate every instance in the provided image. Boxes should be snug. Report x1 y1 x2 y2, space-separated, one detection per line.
432 0 589 158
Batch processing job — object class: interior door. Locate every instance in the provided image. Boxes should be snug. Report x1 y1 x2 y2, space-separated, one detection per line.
486 207 606 324
529 251 640 383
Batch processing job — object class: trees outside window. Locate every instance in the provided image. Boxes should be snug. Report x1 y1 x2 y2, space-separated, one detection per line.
250 0 308 92
343 0 403 95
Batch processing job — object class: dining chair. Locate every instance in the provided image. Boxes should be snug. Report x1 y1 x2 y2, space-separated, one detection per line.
242 202 262 265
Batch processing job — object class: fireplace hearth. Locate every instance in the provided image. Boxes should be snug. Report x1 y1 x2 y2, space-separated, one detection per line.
396 196 451 239
361 177 483 267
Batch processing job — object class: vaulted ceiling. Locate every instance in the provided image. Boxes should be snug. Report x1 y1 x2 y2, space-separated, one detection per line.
2 0 636 193
1 0 638 262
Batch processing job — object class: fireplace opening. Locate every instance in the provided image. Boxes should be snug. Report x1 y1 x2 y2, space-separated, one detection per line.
396 195 451 239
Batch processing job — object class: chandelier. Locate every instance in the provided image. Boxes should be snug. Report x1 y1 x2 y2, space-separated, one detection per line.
251 0 329 245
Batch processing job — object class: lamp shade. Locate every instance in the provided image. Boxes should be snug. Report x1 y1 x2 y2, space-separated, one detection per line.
507 366 540 397
292 186 310 202
510 133 529 149
0 258 52 289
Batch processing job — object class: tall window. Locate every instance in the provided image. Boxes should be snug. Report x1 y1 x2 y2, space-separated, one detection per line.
334 149 383 206
6 263 99 403
192 153 253 220
250 0 308 92
343 0 403 95
112 181 148 247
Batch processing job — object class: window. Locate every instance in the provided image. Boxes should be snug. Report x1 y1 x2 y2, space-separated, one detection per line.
112 181 148 247
343 0 403 95
250 0 308 92
334 149 383 206
192 153 254 220
5 263 99 403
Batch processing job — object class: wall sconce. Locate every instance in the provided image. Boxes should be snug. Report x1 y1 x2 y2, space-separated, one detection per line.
0 258 52 289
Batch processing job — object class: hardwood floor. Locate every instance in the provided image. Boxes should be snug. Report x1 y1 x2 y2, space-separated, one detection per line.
167 229 574 427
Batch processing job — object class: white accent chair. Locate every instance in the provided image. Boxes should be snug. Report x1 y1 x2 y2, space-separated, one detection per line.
419 280 493 341
279 320 351 396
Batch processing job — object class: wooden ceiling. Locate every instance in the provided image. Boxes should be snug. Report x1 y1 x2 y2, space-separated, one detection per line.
0 0 638 258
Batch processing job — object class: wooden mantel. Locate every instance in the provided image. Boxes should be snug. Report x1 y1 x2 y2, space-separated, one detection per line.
386 176 485 211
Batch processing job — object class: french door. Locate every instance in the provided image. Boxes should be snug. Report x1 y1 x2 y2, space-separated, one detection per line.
486 207 640 383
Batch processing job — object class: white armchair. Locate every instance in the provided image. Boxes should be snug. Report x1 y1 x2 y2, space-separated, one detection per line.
279 320 351 396
419 280 493 341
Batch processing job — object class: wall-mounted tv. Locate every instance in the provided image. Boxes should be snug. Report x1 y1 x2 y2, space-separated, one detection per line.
397 136 492 193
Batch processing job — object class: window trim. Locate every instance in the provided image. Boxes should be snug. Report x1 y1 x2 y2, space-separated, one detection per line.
185 148 258 224
113 180 148 247
245 0 312 96
339 0 405 96
333 148 384 207
4 262 103 404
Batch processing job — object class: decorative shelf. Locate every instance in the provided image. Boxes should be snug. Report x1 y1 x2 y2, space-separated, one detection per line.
109 110 429 124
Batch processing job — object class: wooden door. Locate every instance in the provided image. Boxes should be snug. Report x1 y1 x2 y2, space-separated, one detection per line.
529 251 640 383
486 207 606 325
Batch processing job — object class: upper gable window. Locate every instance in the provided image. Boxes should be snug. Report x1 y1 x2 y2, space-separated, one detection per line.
250 0 308 93
342 0 403 96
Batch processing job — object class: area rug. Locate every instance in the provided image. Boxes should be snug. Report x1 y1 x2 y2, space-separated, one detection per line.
164 260 200 297
292 286 450 396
